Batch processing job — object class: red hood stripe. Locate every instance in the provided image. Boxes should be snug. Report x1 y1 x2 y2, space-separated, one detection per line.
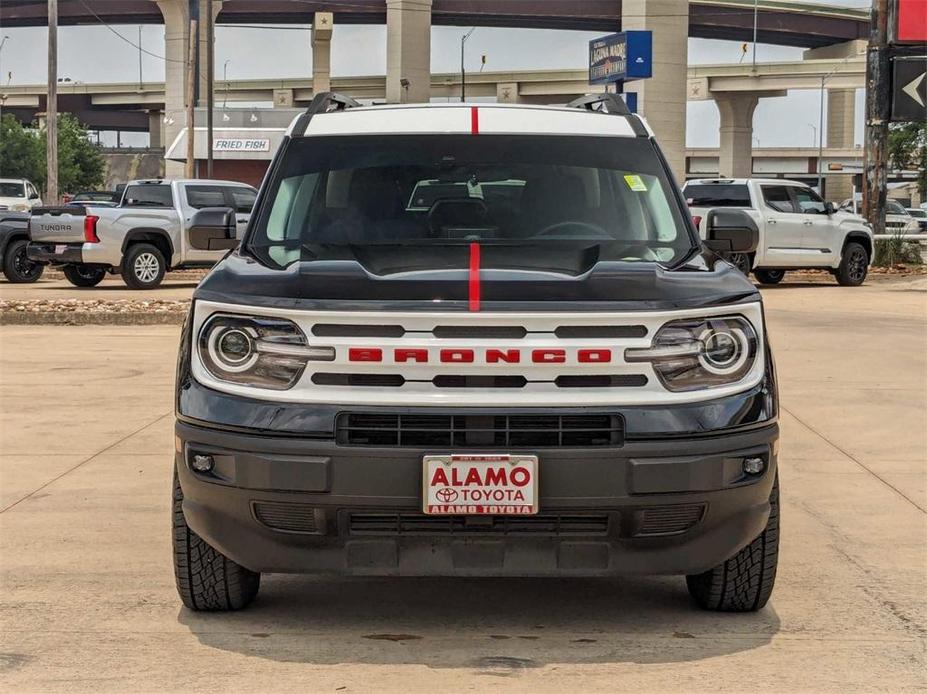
471 106 479 135
469 241 481 312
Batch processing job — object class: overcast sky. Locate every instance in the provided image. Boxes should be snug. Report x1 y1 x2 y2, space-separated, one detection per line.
0 0 868 148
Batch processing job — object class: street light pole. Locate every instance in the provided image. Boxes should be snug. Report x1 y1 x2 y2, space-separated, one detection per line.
752 0 758 69
460 28 475 102
47 0 58 204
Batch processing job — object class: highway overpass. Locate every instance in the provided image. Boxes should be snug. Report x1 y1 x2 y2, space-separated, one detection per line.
1 0 870 47
0 0 871 183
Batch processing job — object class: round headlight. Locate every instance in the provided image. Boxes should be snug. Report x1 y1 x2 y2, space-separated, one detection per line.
698 327 749 374
208 326 257 372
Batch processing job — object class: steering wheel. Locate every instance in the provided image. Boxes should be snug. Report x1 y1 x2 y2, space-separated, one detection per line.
534 220 609 238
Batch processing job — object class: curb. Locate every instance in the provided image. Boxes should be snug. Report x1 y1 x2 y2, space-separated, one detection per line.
1 311 186 326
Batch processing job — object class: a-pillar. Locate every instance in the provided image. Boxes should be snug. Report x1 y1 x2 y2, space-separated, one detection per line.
312 12 333 95
825 88 856 201
621 0 688 181
148 110 164 149
386 0 432 103
156 0 222 177
715 93 758 178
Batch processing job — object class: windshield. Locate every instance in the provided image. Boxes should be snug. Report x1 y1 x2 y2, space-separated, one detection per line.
248 135 696 272
0 182 26 198
886 201 907 215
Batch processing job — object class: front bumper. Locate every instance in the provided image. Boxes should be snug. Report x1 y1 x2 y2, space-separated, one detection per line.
175 418 778 577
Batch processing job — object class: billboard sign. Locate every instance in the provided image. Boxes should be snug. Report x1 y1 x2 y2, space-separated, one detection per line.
589 31 652 85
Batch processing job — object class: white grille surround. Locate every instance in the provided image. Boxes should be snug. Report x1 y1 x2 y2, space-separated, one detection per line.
190 299 767 407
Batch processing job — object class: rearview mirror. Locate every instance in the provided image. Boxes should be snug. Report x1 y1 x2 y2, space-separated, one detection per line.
704 209 759 254
188 207 238 251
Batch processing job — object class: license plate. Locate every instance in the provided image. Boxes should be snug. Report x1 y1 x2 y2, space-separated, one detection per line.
55 244 66 254
423 454 538 515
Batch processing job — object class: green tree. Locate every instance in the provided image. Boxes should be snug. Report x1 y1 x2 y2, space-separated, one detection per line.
888 121 927 196
0 114 43 183
51 114 106 194
0 113 105 196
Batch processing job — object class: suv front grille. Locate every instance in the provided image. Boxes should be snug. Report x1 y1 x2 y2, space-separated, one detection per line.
335 412 624 447
347 512 610 536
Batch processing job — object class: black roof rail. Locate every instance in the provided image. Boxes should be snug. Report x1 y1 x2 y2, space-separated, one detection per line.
292 91 362 136
565 93 649 138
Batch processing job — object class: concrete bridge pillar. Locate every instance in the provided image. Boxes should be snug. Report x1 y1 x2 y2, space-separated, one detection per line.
715 93 758 178
826 88 857 201
148 110 164 150
312 12 333 95
621 0 689 181
156 0 222 176
386 0 433 103
496 82 522 104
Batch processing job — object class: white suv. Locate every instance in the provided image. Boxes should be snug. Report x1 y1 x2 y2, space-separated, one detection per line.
0 179 43 212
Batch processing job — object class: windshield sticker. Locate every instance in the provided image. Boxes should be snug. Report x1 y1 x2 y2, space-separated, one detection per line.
624 175 648 192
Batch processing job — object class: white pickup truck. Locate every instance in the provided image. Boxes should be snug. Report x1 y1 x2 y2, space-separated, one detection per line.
684 178 873 286
27 179 256 289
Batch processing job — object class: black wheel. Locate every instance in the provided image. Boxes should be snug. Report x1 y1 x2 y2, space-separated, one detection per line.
727 252 752 276
686 476 779 612
122 243 166 289
172 468 260 611
62 264 106 287
835 242 869 287
2 239 45 283
754 269 786 285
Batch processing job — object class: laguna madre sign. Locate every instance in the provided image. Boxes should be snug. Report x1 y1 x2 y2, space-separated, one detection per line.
588 31 652 85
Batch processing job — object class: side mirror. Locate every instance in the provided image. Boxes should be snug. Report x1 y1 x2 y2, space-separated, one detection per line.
30 192 40 200
188 207 239 251
704 208 759 254
825 201 837 215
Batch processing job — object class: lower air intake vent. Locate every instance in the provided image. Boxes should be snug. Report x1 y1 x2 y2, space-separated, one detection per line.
252 502 323 534
636 504 705 537
348 512 610 536
336 412 624 447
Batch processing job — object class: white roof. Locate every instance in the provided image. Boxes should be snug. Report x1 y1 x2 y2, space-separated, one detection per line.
293 103 645 139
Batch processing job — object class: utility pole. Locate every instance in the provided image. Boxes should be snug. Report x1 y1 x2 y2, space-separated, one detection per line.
863 0 890 233
206 0 214 178
46 0 58 204
185 16 198 178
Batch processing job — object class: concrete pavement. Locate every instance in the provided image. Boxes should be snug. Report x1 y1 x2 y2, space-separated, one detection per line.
0 279 925 692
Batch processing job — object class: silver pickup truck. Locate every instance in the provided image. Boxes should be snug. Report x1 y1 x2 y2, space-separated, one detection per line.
27 179 256 289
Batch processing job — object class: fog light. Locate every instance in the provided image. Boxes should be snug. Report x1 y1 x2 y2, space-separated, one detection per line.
192 454 215 473
743 457 765 475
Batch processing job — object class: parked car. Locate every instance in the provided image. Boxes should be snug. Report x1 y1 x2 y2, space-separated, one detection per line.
0 178 43 212
0 212 45 283
905 208 927 232
838 196 920 234
27 179 257 289
685 178 874 286
172 93 779 613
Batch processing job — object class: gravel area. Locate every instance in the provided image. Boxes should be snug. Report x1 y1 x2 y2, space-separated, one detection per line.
0 298 189 325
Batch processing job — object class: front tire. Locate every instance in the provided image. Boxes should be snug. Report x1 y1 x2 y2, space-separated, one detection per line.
686 476 779 612
172 469 260 611
754 269 786 285
62 264 106 287
835 242 869 286
2 239 45 283
122 243 166 289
